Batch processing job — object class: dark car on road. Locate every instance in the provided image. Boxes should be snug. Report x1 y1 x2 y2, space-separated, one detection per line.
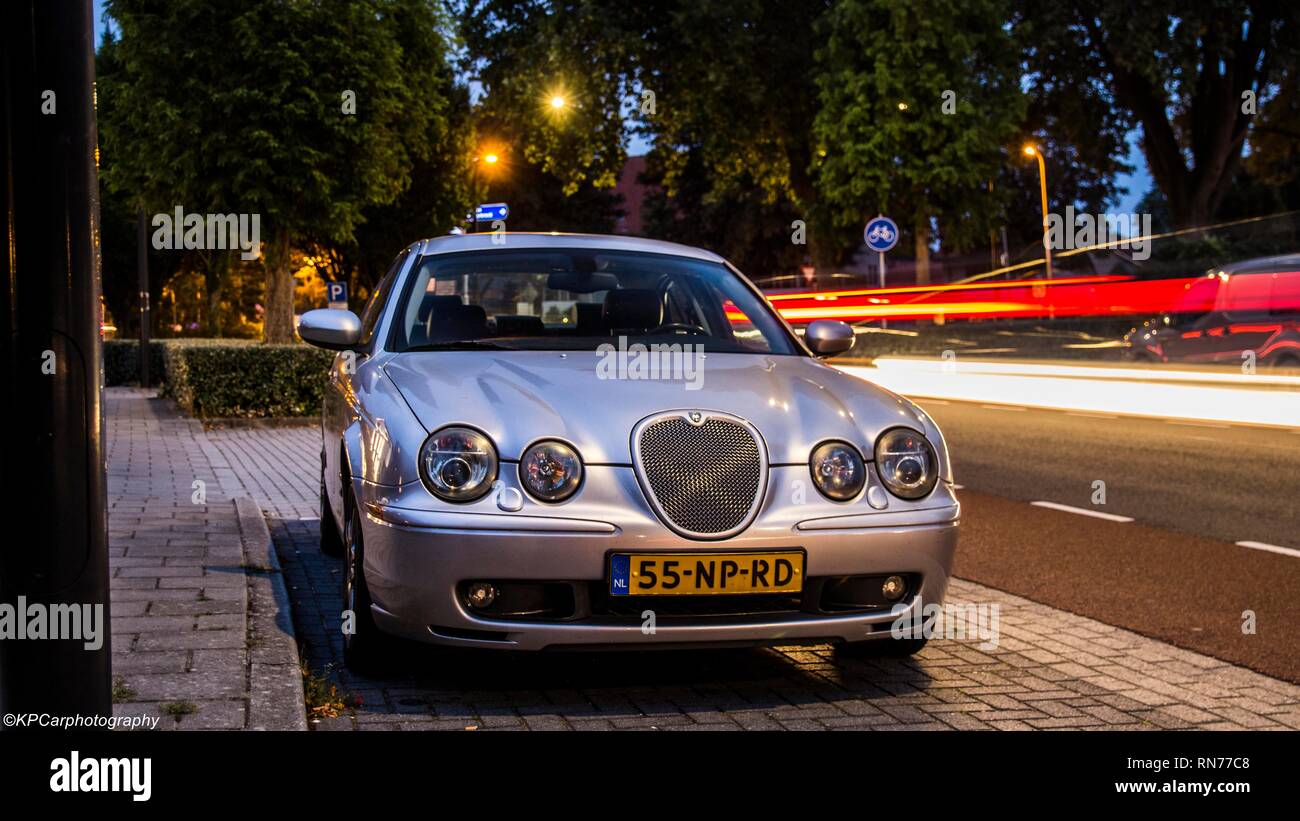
1123 253 1300 368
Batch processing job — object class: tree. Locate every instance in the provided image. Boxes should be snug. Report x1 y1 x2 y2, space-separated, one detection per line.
640 146 807 281
95 30 183 337
1048 1 1298 230
458 0 636 195
632 0 848 268
993 2 1134 256
101 0 468 342
456 1 863 269
309 2 475 299
814 0 1025 283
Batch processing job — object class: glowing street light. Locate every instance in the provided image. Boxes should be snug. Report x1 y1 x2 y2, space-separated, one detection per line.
549 95 567 110
1023 143 1053 280
469 147 505 233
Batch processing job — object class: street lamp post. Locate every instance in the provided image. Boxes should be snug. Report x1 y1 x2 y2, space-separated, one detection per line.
1023 144 1053 280
468 151 500 233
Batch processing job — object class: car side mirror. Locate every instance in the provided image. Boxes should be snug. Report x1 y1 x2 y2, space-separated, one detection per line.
298 309 362 350
804 319 855 357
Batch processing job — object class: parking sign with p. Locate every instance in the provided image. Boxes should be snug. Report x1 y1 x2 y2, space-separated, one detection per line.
326 281 348 310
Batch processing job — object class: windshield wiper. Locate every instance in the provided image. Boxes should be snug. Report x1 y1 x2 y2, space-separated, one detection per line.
402 340 515 352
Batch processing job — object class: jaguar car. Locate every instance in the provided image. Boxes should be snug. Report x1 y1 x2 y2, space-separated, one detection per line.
297 233 960 669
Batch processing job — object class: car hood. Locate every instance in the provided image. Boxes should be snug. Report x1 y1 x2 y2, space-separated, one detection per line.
382 350 931 466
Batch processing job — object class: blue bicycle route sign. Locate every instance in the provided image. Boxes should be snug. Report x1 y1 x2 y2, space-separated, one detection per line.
864 216 899 253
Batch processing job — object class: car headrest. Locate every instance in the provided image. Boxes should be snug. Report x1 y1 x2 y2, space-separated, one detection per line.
444 304 487 339
494 315 546 337
417 294 462 323
602 288 662 332
575 302 605 334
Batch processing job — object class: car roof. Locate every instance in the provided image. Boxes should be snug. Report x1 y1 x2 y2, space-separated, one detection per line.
413 232 726 263
1217 252 1300 275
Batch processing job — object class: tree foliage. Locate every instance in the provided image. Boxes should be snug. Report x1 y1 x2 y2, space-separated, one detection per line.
1040 1 1299 229
100 0 469 341
458 0 637 194
814 0 1025 282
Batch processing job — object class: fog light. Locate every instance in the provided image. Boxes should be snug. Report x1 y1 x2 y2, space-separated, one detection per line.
466 582 497 609
881 575 906 602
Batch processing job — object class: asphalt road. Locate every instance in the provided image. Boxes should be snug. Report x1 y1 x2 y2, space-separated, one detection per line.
919 399 1300 683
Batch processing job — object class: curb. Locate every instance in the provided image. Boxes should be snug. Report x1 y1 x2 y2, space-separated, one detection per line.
233 496 308 731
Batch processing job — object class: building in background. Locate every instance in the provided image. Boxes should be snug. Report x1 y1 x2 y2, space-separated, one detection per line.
614 155 649 235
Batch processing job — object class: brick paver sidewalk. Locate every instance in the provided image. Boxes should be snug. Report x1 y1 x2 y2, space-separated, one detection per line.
106 388 304 730
203 422 1300 731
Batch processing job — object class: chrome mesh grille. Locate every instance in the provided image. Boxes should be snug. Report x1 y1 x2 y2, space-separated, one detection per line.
636 415 764 537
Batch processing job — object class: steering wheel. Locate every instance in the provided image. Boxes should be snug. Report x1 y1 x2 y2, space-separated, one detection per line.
649 322 708 336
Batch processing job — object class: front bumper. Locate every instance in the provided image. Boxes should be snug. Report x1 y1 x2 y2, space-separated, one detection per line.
357 466 959 651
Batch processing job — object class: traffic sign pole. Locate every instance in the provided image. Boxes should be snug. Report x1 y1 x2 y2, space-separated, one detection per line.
864 215 899 330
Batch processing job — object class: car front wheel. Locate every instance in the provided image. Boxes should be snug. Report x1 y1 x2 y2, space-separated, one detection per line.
341 487 390 672
319 457 344 557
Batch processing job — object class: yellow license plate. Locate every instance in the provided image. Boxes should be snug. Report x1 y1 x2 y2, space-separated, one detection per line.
609 551 804 596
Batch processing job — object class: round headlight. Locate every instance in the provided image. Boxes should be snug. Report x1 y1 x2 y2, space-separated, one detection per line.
874 427 937 500
420 426 497 502
810 441 866 501
519 440 583 502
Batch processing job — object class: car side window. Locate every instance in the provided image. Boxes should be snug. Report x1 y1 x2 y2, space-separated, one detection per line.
358 252 405 347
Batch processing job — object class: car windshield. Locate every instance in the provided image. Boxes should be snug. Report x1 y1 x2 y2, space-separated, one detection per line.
388 248 799 355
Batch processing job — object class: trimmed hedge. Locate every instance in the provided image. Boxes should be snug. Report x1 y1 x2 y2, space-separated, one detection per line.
163 342 333 419
103 338 333 419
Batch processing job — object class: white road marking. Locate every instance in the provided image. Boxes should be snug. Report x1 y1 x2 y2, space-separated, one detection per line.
1236 541 1300 559
1167 420 1230 429
1066 411 1117 419
1030 501 1135 523
980 404 1026 411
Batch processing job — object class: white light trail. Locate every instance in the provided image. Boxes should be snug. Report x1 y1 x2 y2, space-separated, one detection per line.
841 358 1300 429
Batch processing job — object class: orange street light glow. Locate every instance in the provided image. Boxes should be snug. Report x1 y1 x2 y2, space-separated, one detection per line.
550 95 566 109
482 153 499 164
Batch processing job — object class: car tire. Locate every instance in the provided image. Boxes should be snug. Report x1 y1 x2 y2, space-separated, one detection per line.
341 487 391 673
319 459 344 558
838 636 929 659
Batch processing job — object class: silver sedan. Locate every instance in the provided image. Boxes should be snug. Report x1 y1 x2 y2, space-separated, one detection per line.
298 233 958 669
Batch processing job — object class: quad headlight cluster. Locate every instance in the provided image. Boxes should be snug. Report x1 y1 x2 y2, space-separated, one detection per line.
421 423 935 506
419 426 583 504
808 427 938 502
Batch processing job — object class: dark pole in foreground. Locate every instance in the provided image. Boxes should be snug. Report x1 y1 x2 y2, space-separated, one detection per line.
0 0 112 716
138 209 150 387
